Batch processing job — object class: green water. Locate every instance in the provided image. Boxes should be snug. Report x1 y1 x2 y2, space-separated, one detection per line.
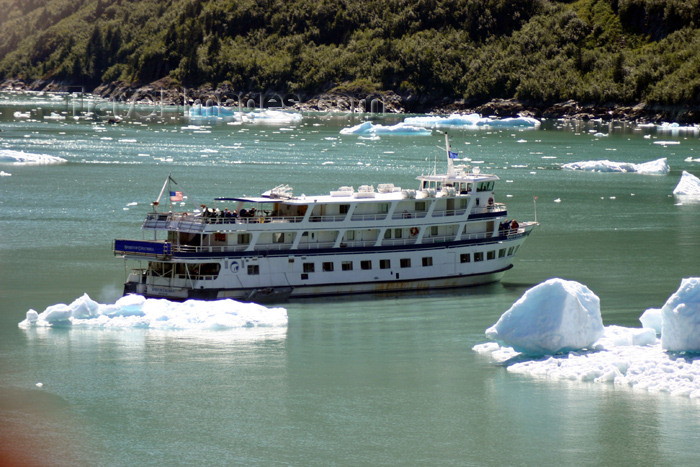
1 93 700 466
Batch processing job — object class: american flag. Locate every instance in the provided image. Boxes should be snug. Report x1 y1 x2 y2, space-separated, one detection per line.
170 191 183 202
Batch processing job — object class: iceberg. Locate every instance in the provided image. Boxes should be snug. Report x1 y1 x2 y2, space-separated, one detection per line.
339 121 432 136
245 109 302 124
188 105 237 118
657 122 700 134
19 293 288 331
673 171 700 198
485 278 604 355
661 278 700 352
476 277 700 398
403 113 541 129
0 149 67 165
561 157 669 174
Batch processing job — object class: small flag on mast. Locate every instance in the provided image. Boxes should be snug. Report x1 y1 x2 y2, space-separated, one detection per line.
448 151 458 159
170 191 183 202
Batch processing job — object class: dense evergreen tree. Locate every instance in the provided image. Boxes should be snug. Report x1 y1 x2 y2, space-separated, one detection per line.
0 0 698 106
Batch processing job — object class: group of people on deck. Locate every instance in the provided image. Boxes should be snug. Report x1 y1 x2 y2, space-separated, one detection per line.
199 205 259 222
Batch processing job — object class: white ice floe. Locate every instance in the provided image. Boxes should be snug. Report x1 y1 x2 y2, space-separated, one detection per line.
485 278 604 355
476 277 700 398
19 293 288 331
657 122 700 134
561 157 669 174
0 171 11 176
661 278 700 352
672 171 700 198
0 149 67 165
403 113 541 129
245 110 302 124
339 121 432 136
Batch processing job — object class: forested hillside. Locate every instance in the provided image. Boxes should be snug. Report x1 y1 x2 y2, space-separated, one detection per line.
0 0 698 111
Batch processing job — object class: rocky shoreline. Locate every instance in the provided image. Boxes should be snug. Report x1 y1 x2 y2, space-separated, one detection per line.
2 78 699 124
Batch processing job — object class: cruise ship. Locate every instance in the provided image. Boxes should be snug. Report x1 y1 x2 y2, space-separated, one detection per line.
114 135 537 302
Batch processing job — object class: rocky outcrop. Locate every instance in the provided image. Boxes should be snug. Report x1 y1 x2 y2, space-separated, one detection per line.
2 78 699 123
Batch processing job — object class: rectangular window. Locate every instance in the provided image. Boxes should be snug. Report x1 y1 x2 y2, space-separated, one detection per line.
499 248 506 258
394 228 402 239
346 230 355 241
384 229 391 239
342 261 353 271
323 262 334 272
474 252 484 262
303 263 315 273
238 233 251 244
431 226 438 236
460 253 471 263
378 203 389 214
415 201 426 211
507 247 514 256
273 232 285 243
400 258 411 268
380 259 391 269
422 257 433 267
339 204 350 214
247 265 259 275
361 260 372 270
487 250 496 260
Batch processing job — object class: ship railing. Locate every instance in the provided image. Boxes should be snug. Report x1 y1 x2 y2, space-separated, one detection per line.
470 204 507 216
309 214 347 222
144 212 306 229
391 211 429 220
429 208 469 218
349 213 389 222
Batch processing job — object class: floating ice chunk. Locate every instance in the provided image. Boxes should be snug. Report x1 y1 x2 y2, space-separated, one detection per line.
189 105 237 118
654 140 681 145
685 157 700 163
673 171 700 198
640 308 662 335
0 171 11 176
661 278 700 352
657 122 700 134
485 278 604 355
18 293 288 331
0 149 67 165
339 121 431 136
246 110 302 124
562 157 669 174
594 325 657 348
403 113 541 129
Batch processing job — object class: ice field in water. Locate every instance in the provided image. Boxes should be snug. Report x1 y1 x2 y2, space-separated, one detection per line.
475 278 700 398
403 113 541 129
561 157 669 174
0 149 67 165
19 293 288 331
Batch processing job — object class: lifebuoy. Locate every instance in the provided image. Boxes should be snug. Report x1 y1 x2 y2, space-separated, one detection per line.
410 227 419 236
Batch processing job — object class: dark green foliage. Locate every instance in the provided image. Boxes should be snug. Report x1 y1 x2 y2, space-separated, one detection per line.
0 0 698 106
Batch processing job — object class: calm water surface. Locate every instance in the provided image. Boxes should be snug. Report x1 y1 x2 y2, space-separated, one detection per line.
1 92 700 466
